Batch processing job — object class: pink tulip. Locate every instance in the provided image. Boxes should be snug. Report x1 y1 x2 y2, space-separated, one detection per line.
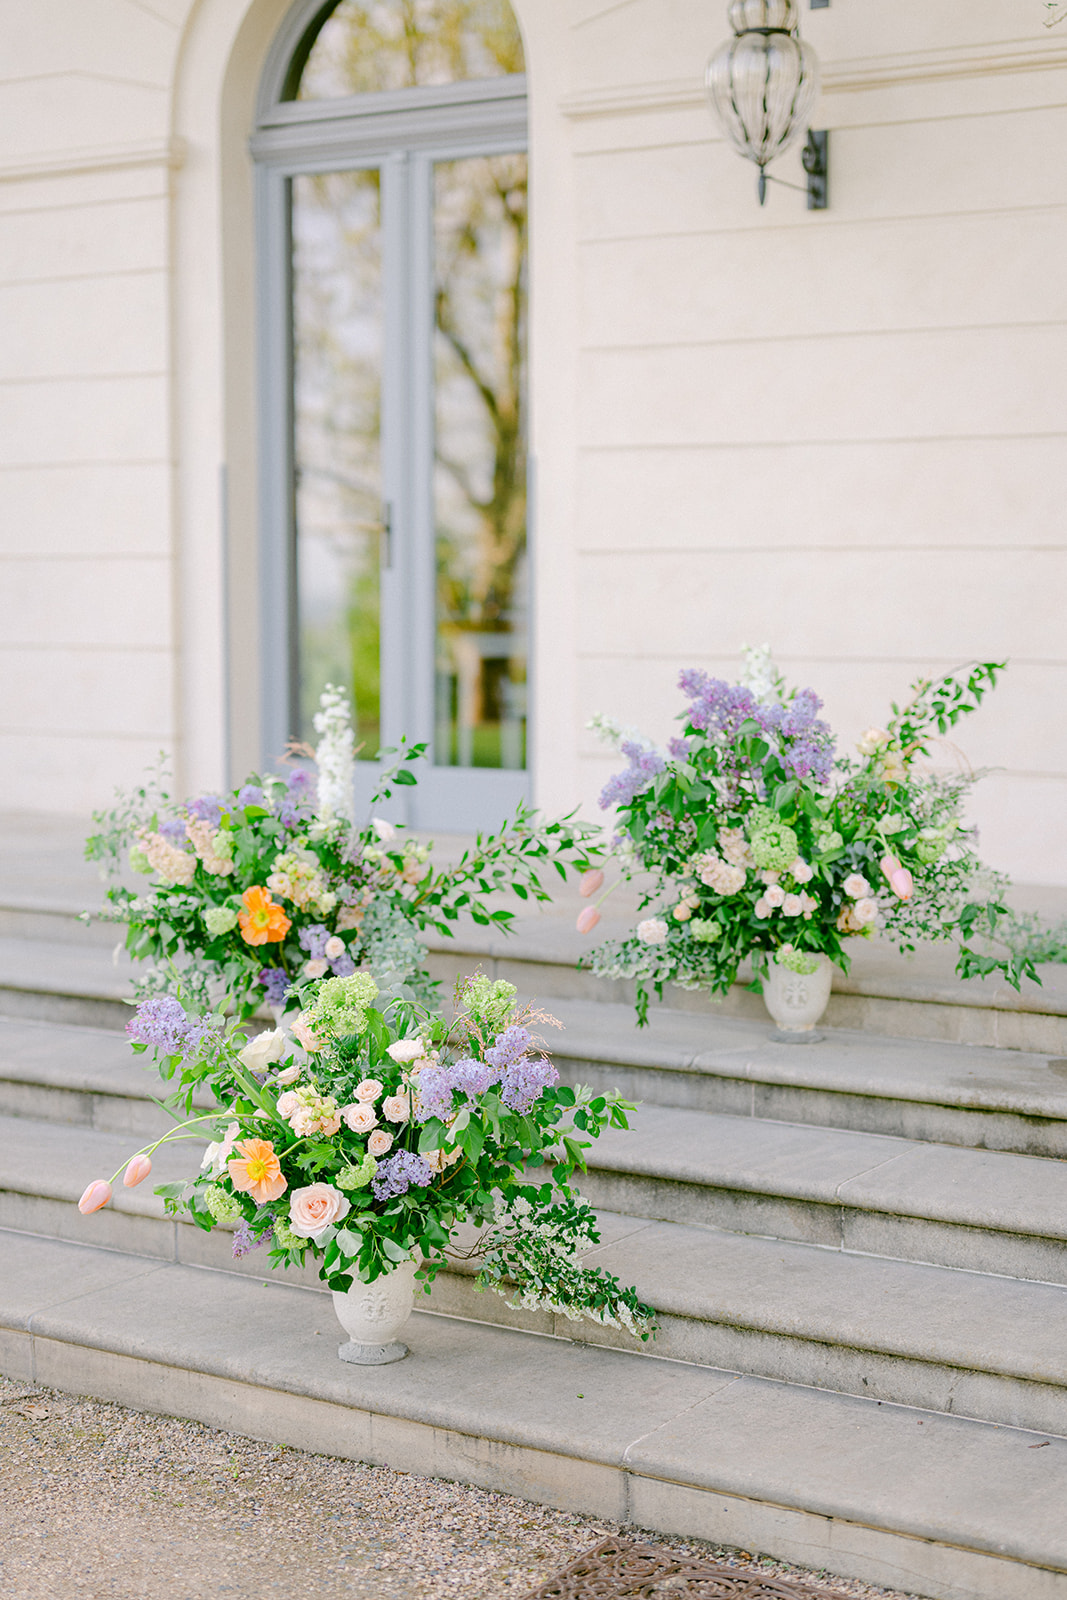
78 1180 112 1215
578 869 604 899
889 867 914 900
123 1154 152 1187
576 905 601 934
880 853 901 878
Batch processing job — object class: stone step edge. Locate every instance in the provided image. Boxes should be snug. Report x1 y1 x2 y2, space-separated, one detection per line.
3 1229 1066 1600
8 1163 1067 1408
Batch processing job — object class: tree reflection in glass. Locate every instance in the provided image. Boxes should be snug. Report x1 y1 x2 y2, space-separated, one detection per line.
296 0 523 97
292 168 383 751
434 152 527 770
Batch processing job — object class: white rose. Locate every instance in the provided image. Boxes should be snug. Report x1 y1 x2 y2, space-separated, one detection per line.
764 884 785 908
304 958 329 980
286 1183 350 1241
274 1062 302 1086
754 897 773 919
372 817 398 842
342 1102 378 1133
759 869 781 885
354 1078 383 1103
636 918 669 946
782 894 804 917
323 936 345 960
853 897 879 925
387 1038 427 1063
843 874 870 899
857 727 890 756
382 1093 411 1124
238 1029 288 1074
789 859 813 884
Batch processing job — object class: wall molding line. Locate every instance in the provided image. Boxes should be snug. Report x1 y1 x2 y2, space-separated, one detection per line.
0 137 186 186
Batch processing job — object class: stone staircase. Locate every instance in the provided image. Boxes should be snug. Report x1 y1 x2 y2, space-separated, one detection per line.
3 840 1067 1598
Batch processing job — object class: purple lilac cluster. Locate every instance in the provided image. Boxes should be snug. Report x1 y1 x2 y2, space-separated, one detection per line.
157 816 189 844
258 968 290 1006
597 739 666 811
668 736 691 761
187 794 224 828
277 767 317 829
371 1150 434 1201
125 996 192 1053
237 784 265 810
232 1220 274 1259
677 671 835 785
449 1058 499 1100
413 1062 465 1122
299 924 330 959
486 1025 558 1114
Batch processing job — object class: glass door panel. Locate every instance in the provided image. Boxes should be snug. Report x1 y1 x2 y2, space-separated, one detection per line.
432 152 528 773
291 167 383 755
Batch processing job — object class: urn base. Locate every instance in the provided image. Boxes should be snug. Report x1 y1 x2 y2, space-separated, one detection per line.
338 1338 409 1366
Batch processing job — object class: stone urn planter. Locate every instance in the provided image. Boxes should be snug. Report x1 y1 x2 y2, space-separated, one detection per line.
762 952 834 1041
333 1257 417 1365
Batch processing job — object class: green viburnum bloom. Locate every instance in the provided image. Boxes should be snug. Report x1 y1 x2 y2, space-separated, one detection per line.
273 1217 303 1250
689 918 721 944
128 844 152 876
750 823 799 873
336 1153 378 1191
305 971 379 1038
812 823 844 855
914 828 950 864
462 973 517 1034
212 830 234 864
778 946 820 976
204 905 239 937
203 1183 244 1224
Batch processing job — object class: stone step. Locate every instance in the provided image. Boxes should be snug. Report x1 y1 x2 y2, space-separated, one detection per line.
580 1104 1067 1285
547 998 1067 1158
6 1003 1067 1160
4 890 1067 1053
3 1226 1067 1600
8 1111 1067 1438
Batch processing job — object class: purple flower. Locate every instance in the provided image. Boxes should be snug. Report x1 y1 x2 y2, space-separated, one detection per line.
449 1057 500 1100
258 968 290 1006
500 1056 558 1114
237 784 264 809
414 1063 457 1122
371 1150 434 1201
126 996 192 1053
330 951 356 978
288 768 315 796
598 740 666 811
187 795 223 828
232 1220 273 1259
181 1016 225 1062
668 736 691 761
157 817 188 844
486 1025 533 1074
298 924 330 959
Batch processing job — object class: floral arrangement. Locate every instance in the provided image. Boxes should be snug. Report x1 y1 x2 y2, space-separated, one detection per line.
86 686 602 1020
76 970 656 1340
579 648 1037 1024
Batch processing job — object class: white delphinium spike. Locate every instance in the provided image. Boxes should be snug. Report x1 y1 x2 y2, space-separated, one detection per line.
587 712 660 755
313 684 355 825
740 642 786 704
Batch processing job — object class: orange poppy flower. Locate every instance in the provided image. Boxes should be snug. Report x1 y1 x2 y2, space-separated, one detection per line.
227 1139 287 1204
238 886 291 946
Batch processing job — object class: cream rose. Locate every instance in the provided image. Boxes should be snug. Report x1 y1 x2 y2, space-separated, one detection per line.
763 883 785 908
291 1016 323 1053
238 1029 287 1074
342 1102 378 1133
354 1078 383 1103
636 918 669 946
857 727 890 756
303 958 329 980
788 859 814 884
782 894 804 917
843 873 870 899
853 896 879 925
286 1183 350 1241
276 1090 300 1118
324 935 345 960
367 1129 394 1156
387 1038 427 1064
274 1062 302 1087
382 1093 411 1124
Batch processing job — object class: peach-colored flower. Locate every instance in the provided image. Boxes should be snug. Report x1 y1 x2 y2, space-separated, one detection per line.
382 1093 410 1124
291 1016 323 1053
342 1102 378 1134
579 868 604 898
425 1146 462 1175
228 1139 287 1203
78 1179 112 1214
367 1129 394 1156
291 1106 341 1137
304 958 329 980
274 1062 302 1086
123 1154 152 1188
287 1183 350 1240
576 905 600 934
354 1078 383 1103
238 887 291 947
276 1090 300 1118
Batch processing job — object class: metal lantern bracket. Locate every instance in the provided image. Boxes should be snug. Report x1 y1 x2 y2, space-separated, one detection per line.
758 128 828 209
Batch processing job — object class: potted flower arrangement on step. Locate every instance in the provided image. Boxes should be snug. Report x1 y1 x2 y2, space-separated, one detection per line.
86 686 602 1019
579 649 1038 1035
76 971 656 1363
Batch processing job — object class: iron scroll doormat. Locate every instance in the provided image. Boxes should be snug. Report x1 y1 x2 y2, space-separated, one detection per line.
520 1536 841 1600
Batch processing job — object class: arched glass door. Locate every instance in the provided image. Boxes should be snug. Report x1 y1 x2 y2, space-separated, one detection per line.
254 0 528 829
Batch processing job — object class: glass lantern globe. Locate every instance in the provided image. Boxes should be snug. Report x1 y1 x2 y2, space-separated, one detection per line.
706 0 819 200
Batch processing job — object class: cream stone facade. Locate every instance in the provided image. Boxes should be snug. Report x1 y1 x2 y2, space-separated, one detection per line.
0 1 1064 881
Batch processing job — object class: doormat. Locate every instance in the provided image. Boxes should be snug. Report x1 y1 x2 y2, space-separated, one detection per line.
520 1536 839 1600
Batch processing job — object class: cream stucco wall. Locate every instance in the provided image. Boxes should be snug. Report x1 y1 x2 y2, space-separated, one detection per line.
0 1 1064 883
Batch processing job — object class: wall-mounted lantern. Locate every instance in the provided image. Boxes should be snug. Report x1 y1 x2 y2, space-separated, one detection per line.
706 0 828 208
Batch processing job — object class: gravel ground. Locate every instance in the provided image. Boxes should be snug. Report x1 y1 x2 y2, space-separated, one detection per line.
0 1372 921 1600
